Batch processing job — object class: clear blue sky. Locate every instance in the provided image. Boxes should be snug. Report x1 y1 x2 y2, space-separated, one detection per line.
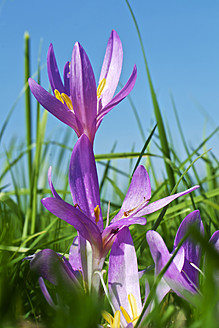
1 0 219 164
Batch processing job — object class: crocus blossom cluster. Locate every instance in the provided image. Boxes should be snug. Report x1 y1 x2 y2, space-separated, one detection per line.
105 211 219 327
26 30 215 326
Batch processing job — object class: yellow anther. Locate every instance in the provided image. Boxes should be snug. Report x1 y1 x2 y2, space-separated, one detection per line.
112 311 120 328
97 78 106 98
120 306 132 323
54 89 64 104
102 310 120 328
94 205 100 224
55 89 73 111
102 311 114 326
128 294 138 319
120 294 139 326
61 93 73 110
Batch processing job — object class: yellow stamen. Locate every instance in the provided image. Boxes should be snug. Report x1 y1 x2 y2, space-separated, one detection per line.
128 294 138 319
112 311 120 328
55 89 73 111
120 306 132 323
102 311 114 325
54 89 64 104
97 78 106 98
102 310 120 328
94 205 100 224
61 93 73 110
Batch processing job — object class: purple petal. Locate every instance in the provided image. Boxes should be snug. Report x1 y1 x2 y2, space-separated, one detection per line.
38 277 57 309
48 166 62 200
69 236 82 272
70 42 97 143
108 227 142 321
41 197 102 251
146 230 197 298
102 217 146 256
209 231 219 252
69 134 103 231
98 30 123 107
96 65 137 128
63 61 70 96
47 44 65 94
136 185 199 217
112 166 151 223
28 78 79 134
174 210 204 286
30 249 78 286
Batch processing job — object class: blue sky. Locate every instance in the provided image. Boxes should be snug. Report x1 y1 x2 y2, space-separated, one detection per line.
1 0 219 165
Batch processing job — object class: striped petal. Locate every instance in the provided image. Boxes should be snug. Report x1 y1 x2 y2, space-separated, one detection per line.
28 78 79 134
112 165 151 223
109 228 142 323
41 197 102 252
69 134 103 232
99 30 123 107
70 42 97 143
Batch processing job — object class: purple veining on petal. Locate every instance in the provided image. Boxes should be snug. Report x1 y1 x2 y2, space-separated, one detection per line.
112 165 151 223
63 61 70 96
136 185 199 217
28 78 79 134
146 230 197 300
96 65 137 129
69 134 103 231
174 210 204 287
41 197 102 252
108 227 142 323
70 42 97 143
47 44 65 94
69 236 82 272
99 30 123 107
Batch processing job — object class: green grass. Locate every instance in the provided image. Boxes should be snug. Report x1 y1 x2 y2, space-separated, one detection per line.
0 4 219 327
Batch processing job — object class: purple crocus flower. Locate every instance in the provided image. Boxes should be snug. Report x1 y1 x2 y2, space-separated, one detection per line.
146 210 205 302
40 134 198 290
28 30 137 144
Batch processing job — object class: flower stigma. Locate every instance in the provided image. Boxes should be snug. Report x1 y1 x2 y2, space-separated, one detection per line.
54 89 73 110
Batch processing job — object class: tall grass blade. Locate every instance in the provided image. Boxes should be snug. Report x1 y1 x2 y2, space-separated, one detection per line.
125 0 175 190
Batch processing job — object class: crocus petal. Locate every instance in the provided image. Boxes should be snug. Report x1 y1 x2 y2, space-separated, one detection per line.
112 166 151 223
96 65 137 128
28 78 79 134
108 227 142 322
174 210 204 287
146 230 197 299
69 236 82 272
102 217 146 256
41 197 102 251
63 61 70 96
30 249 78 286
70 42 97 143
38 277 57 309
210 231 219 252
98 30 123 107
69 134 103 231
47 44 65 93
136 185 199 217
48 166 62 200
